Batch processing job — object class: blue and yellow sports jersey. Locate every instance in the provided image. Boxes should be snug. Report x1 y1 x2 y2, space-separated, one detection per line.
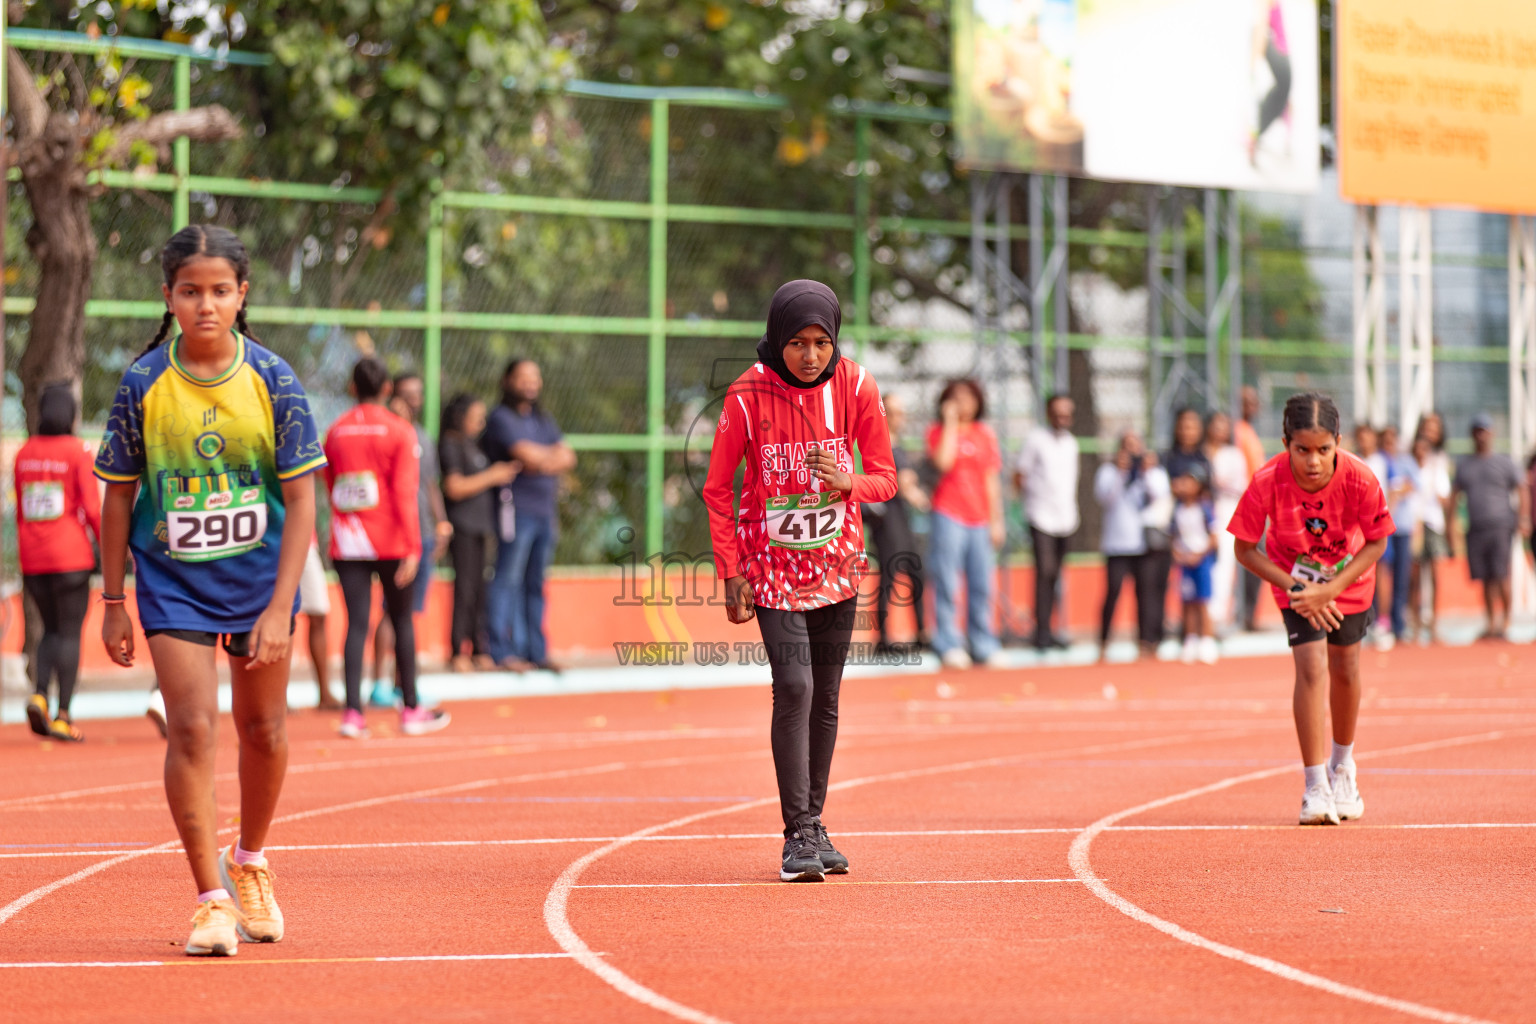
95 334 326 632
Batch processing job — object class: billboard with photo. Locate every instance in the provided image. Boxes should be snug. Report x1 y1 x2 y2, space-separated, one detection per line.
953 0 1320 193
1338 0 1536 214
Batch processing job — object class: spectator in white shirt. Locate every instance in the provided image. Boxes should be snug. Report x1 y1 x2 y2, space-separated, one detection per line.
1408 428 1452 644
1013 394 1079 651
1203 411 1250 632
1094 430 1168 662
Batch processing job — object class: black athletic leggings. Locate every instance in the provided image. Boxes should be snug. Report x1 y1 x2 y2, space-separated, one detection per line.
1257 41 1292 137
756 597 857 834
23 571 91 716
336 559 418 712
1100 554 1141 647
449 530 489 657
1030 527 1071 644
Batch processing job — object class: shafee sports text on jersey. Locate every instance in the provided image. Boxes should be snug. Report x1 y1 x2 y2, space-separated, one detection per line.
95 334 326 632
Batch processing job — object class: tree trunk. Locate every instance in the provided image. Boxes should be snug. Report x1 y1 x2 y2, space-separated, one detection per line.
15 112 96 432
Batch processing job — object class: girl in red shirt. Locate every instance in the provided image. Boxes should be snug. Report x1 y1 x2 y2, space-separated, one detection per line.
704 280 897 882
16 383 100 741
1228 393 1393 826
323 358 448 738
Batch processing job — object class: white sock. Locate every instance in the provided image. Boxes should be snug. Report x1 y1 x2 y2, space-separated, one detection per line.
1329 742 1354 771
1303 764 1329 790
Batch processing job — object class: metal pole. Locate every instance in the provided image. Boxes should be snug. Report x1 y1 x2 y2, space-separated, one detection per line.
1147 190 1163 441
970 172 987 368
1399 206 1434 436
852 115 870 361
424 191 443 439
1204 189 1219 409
645 97 669 559
1029 174 1045 415
1171 192 1187 416
173 55 191 229
993 175 1010 438
1352 205 1369 424
1509 215 1536 617
1227 191 1241 417
1053 175 1068 394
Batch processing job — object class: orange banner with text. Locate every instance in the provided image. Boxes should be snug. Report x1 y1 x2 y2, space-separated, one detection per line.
1338 0 1536 213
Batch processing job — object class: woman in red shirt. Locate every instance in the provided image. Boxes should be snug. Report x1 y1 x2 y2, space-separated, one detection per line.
925 379 1004 670
323 358 447 739
704 280 897 882
16 384 101 741
1229 393 1392 826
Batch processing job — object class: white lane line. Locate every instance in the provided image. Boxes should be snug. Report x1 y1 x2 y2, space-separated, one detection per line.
9 821 1536 861
0 952 585 969
0 749 763 928
544 728 1246 1024
573 879 1084 889
1068 728 1535 1024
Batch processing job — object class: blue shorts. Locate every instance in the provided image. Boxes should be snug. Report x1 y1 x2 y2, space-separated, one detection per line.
1180 555 1214 603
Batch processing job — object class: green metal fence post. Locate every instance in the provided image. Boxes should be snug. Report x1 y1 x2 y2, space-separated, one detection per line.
425 188 444 440
646 98 669 558
173 56 190 229
853 116 871 360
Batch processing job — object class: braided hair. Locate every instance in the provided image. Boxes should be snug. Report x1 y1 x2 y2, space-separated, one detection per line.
1281 392 1341 442
142 225 256 356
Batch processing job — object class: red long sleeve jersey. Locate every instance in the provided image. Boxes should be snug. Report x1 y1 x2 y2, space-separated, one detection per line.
14 435 102 576
703 358 897 611
323 404 421 562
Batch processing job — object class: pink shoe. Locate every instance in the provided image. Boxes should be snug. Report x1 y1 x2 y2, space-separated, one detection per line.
338 708 369 739
400 705 450 736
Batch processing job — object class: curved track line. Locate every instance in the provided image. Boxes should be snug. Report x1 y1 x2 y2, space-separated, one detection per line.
544 729 1233 1024
1068 729 1530 1024
0 750 760 928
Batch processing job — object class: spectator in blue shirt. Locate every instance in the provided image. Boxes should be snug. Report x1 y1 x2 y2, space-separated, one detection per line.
480 359 576 671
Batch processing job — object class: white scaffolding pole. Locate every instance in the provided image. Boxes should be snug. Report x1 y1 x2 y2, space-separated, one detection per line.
1510 215 1536 618
1352 206 1388 428
1398 207 1434 436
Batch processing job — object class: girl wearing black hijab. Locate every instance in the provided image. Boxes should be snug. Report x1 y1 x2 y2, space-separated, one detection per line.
703 280 898 881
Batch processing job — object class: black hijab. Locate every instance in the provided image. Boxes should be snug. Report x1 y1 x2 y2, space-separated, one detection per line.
755 279 842 390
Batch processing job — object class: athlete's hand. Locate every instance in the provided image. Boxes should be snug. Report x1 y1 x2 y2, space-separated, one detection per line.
805 447 852 494
248 604 292 667
395 554 420 588
102 603 135 667
724 575 755 624
1289 582 1344 631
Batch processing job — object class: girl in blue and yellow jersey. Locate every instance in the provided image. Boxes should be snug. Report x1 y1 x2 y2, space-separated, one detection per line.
96 226 325 957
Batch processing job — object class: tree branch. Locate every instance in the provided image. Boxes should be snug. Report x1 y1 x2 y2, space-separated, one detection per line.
103 104 242 163
6 47 49 143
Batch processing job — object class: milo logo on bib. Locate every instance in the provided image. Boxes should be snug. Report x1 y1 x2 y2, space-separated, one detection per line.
163 478 268 563
766 490 846 550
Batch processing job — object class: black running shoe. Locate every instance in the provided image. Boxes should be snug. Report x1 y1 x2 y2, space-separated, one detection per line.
780 825 825 882
811 819 848 874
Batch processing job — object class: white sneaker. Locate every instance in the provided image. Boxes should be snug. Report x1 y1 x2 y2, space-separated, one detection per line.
1330 761 1364 820
1179 637 1198 664
1373 629 1396 652
980 651 1009 669
146 688 167 739
1299 783 1341 826
1197 636 1219 665
939 649 972 670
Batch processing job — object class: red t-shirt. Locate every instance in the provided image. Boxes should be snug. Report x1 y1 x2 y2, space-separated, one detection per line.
926 421 1000 527
13 435 101 576
323 404 421 562
1227 451 1394 615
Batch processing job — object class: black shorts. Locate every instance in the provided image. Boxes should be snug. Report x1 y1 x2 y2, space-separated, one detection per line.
1281 607 1374 648
1465 528 1513 582
146 617 296 658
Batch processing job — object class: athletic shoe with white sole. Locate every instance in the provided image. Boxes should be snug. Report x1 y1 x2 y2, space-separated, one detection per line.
1330 761 1365 820
401 705 450 736
939 649 972 670
185 898 240 957
146 688 168 740
338 708 369 739
811 819 848 874
1197 636 1219 665
780 826 825 882
1299 782 1341 826
1180 636 1198 664
218 846 283 943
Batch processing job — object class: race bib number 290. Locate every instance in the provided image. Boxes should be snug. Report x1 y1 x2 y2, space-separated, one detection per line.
165 484 268 562
766 491 846 550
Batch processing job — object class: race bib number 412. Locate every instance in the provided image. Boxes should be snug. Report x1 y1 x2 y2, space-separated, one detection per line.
766 491 846 550
164 483 268 562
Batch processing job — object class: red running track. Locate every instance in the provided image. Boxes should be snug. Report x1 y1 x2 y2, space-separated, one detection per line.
2 643 1534 1023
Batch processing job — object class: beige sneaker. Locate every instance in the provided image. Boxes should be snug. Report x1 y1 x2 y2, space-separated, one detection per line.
186 898 239 957
218 846 284 942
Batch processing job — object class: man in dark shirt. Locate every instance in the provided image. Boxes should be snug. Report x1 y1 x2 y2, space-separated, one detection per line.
862 394 928 653
1453 414 1530 640
481 359 576 670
